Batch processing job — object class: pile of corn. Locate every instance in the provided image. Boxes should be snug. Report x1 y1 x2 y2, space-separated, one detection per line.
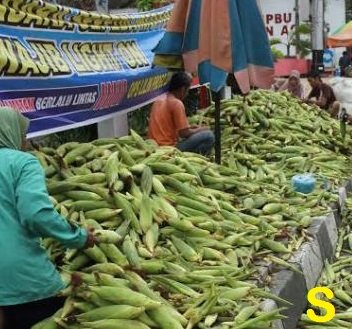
30 124 340 329
190 90 352 187
298 196 352 329
30 91 351 328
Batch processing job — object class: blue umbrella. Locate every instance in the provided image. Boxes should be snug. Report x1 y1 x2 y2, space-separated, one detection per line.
153 0 274 163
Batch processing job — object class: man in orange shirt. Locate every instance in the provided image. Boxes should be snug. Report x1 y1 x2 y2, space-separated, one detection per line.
148 72 214 155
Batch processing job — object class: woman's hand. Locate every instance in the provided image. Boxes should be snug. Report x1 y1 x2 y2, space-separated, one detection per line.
85 229 95 249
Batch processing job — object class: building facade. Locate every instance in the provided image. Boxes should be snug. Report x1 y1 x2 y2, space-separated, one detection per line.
257 0 346 59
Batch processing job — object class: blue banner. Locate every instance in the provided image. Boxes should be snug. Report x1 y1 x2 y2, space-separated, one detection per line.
0 1 173 137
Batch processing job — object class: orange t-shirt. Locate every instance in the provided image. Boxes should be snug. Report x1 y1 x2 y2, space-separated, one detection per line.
148 94 189 146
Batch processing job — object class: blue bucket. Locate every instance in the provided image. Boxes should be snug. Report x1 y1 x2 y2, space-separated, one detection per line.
291 174 316 194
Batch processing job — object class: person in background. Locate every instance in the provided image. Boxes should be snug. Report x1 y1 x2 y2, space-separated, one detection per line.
338 51 351 77
306 72 340 118
148 72 215 155
278 70 304 99
0 108 94 329
271 78 285 92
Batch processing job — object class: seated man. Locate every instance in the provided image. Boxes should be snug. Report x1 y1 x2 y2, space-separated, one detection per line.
148 72 215 156
306 72 340 118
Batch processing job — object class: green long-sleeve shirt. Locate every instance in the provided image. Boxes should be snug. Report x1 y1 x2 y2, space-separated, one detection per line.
0 148 87 306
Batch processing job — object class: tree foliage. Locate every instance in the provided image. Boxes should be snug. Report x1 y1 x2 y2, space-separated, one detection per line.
270 23 312 58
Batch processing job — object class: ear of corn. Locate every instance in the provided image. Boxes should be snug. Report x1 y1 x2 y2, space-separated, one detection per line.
72 200 112 211
94 230 122 244
114 193 142 234
62 144 93 166
144 223 159 253
84 208 121 221
93 273 130 288
261 239 290 254
137 312 159 327
99 243 129 267
171 236 200 262
84 246 108 263
81 319 151 329
234 304 260 324
72 302 95 313
141 166 153 196
122 235 141 269
147 306 184 329
74 305 145 322
67 173 106 184
140 194 153 233
89 286 162 309
83 263 124 276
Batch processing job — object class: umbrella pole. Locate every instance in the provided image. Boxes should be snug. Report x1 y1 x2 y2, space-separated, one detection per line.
214 91 221 164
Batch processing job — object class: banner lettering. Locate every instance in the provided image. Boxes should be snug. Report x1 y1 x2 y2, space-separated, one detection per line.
0 0 172 136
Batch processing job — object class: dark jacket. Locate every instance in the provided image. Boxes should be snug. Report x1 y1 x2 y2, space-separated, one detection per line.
308 83 336 110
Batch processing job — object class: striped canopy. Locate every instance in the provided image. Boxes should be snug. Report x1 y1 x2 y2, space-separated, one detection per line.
327 21 352 48
153 0 274 93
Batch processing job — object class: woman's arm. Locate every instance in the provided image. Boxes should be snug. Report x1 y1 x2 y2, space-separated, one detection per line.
15 156 88 249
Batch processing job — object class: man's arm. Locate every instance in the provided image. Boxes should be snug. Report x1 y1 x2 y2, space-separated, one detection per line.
316 85 334 108
304 87 321 105
178 126 210 138
306 96 327 108
172 100 209 138
306 89 315 100
315 95 328 108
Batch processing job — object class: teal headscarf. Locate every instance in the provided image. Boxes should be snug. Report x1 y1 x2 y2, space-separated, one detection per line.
0 107 30 150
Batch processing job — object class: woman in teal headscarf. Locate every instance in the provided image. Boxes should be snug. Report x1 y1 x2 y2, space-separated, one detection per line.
0 108 94 329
